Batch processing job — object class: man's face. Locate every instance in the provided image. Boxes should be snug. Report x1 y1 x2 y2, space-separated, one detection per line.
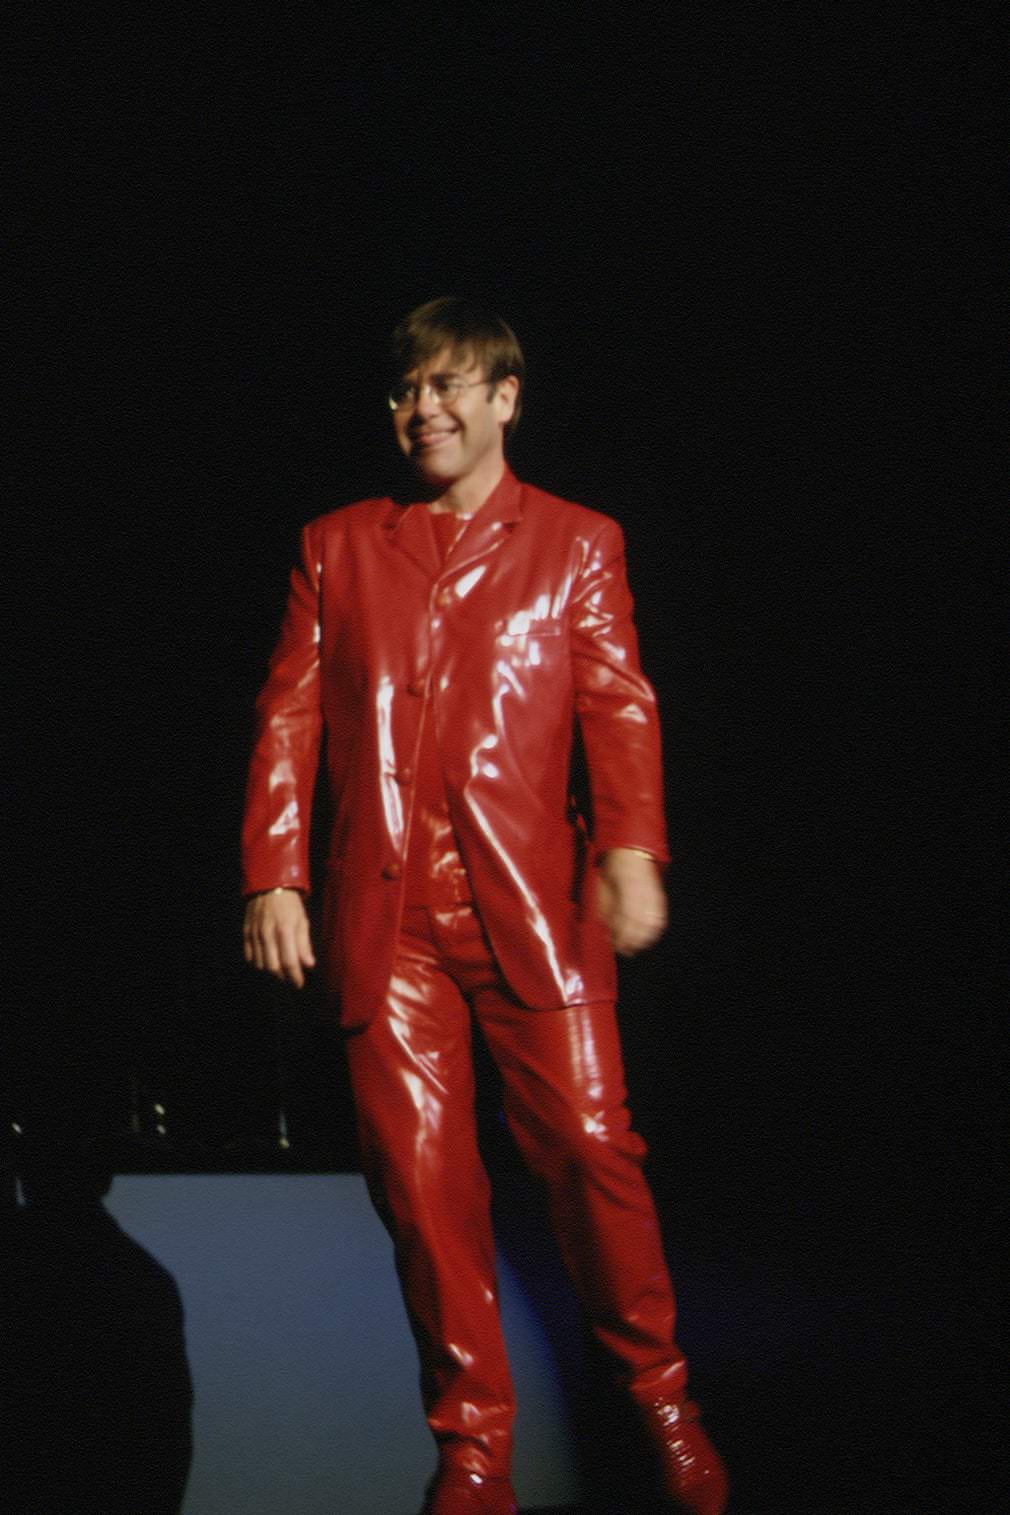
391 347 518 489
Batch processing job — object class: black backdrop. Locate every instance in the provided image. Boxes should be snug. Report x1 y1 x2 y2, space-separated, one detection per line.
8 4 999 1510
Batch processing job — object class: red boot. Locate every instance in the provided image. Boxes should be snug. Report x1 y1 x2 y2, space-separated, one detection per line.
419 1467 519 1515
638 1397 729 1514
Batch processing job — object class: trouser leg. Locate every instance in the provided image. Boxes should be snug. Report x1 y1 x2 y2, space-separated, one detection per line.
344 913 515 1479
474 988 689 1404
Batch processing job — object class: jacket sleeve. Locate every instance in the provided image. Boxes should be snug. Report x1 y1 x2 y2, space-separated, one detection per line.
241 521 324 895
570 516 670 863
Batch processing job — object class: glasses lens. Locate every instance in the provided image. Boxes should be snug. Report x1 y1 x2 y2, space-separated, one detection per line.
388 377 481 409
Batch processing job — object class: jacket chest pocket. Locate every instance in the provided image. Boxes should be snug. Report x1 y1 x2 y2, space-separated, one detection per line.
493 618 567 674
495 614 565 642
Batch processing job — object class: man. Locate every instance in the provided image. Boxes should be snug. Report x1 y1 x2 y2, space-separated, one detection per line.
242 298 728 1515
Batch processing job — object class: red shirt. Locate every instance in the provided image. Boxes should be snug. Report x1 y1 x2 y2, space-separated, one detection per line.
403 509 473 907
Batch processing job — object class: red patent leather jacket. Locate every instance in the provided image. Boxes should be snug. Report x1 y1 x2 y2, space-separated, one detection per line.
242 469 669 1027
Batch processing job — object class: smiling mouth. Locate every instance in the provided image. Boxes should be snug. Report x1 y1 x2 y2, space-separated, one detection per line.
412 430 457 449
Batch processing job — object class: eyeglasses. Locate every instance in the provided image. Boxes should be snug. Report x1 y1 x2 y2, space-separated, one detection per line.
387 376 490 411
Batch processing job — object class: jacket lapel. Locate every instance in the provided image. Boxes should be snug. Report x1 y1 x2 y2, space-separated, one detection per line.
381 469 524 583
442 470 524 579
381 500 441 580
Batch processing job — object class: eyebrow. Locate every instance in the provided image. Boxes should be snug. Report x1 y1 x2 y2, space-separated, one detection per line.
400 363 476 380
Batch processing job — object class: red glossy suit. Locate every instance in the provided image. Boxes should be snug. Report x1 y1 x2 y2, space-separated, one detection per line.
242 470 724 1510
242 468 668 1025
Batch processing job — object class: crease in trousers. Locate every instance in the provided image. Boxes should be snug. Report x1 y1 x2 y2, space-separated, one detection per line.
345 894 689 1480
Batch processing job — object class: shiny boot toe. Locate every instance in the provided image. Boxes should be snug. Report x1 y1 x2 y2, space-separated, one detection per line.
420 1467 519 1515
639 1397 729 1515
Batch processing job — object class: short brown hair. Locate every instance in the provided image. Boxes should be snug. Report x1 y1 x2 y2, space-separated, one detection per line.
390 296 525 437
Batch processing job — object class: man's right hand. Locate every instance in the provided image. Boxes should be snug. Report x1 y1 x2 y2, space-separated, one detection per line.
243 889 316 988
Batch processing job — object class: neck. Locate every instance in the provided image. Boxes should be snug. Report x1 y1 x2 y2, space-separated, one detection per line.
425 453 507 516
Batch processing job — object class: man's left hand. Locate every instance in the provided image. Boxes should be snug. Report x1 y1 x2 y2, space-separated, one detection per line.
595 847 668 956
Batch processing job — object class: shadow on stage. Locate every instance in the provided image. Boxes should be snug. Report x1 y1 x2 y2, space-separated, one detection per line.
2 1131 194 1515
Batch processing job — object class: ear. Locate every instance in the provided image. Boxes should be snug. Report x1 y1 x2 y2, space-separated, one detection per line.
494 374 519 426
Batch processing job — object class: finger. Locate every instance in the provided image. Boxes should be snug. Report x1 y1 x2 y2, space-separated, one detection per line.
278 929 306 988
262 930 284 980
244 905 267 971
277 942 303 987
297 918 316 969
613 916 664 955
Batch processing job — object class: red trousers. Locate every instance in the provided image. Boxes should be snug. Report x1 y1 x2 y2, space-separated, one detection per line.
345 901 689 1479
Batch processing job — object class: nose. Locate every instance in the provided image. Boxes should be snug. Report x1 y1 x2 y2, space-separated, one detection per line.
412 382 441 420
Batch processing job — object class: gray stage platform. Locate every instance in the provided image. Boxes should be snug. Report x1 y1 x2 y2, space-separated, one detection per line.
106 1174 581 1515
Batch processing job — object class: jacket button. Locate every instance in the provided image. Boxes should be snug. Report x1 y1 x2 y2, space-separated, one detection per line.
381 862 402 880
436 588 453 608
407 679 424 696
394 767 413 786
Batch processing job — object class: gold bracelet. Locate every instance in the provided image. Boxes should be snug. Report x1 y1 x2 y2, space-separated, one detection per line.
596 846 657 866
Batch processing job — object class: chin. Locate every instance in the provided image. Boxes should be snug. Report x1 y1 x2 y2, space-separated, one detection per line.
413 457 459 486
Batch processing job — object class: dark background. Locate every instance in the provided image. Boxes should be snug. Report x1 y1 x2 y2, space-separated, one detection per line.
7 3 999 1511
